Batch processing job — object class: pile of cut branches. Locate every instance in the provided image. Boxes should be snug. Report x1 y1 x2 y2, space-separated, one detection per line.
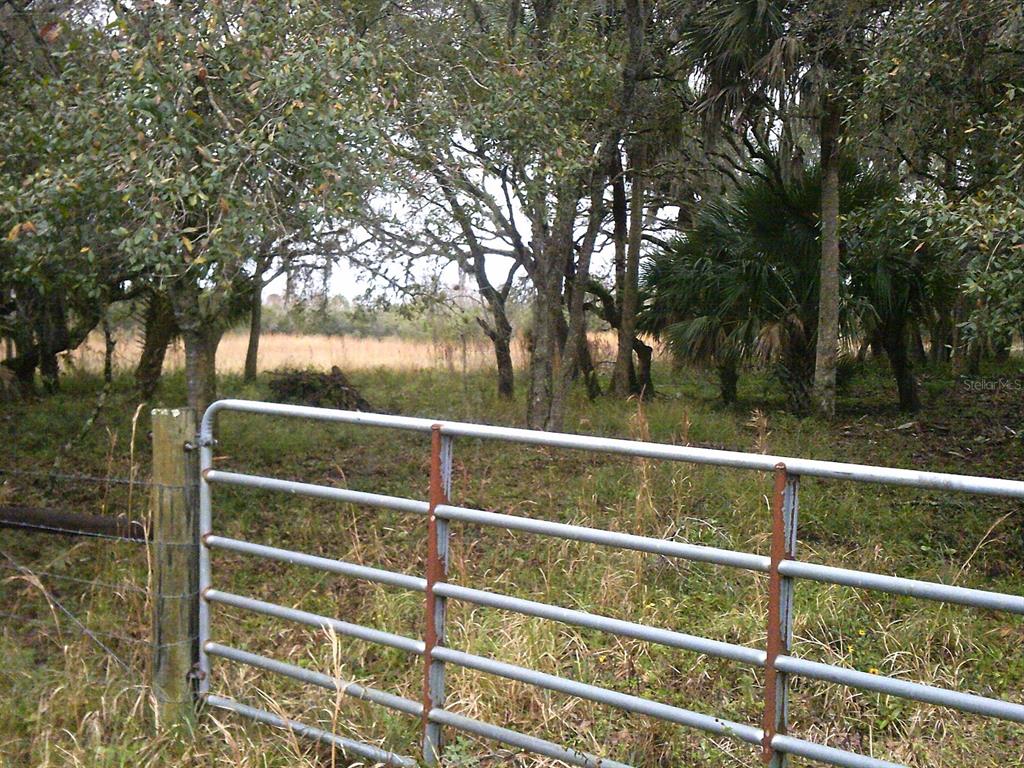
267 366 372 411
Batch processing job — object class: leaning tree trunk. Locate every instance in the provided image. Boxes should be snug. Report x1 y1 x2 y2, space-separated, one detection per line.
633 337 654 399
479 293 515 400
812 101 843 419
135 291 177 400
480 313 515 400
493 322 515 399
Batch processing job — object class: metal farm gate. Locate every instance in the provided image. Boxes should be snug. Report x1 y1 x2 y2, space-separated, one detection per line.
197 399 1024 768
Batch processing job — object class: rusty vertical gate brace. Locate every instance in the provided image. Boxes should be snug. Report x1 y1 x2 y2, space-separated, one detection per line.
763 463 799 766
422 425 453 764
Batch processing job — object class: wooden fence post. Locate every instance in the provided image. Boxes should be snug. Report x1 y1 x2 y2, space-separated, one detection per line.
150 408 200 731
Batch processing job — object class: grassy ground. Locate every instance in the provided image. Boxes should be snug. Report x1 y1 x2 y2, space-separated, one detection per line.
1 357 1023 767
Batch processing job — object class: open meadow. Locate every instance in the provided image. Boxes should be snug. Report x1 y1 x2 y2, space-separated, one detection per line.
2 353 1022 768
5 2 1024 765
63 331 546 376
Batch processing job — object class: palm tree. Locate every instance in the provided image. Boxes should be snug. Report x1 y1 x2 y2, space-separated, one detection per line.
686 0 890 417
642 157 931 413
845 204 952 412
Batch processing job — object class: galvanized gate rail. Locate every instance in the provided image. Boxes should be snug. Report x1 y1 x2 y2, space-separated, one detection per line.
197 399 1024 768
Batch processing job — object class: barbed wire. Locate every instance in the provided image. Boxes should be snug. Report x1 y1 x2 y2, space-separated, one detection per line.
0 549 201 660
0 467 169 488
1 554 134 670
0 611 198 650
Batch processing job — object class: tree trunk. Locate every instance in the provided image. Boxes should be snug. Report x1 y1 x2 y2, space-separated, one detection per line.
6 347 38 395
779 322 815 415
526 184 581 429
169 281 222 416
37 296 69 393
579 334 601 400
993 334 1011 363
613 151 645 397
495 331 515 399
102 316 116 384
180 326 220 417
481 311 514 400
812 100 843 419
966 337 982 375
243 276 263 383
551 168 605 429
432 167 520 402
526 255 562 430
633 337 654 399
526 296 557 429
135 291 177 400
482 286 515 400
911 323 927 364
718 360 738 404
929 313 953 363
611 149 627 363
881 322 920 412
950 294 972 373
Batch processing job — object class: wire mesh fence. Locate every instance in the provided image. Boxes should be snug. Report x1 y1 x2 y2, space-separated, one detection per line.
0 468 200 743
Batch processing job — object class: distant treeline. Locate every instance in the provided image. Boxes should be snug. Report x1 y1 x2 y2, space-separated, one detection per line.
255 297 530 342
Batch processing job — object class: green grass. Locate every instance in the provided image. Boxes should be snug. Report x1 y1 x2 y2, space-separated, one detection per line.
1 359 1023 767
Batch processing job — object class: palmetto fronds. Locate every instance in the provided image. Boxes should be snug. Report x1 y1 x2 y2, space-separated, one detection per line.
641 154 934 411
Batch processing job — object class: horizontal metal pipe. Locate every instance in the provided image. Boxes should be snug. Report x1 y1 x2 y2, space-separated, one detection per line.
771 734 905 768
204 469 429 516
205 642 423 718
435 503 770 573
434 581 766 667
203 400 1024 498
431 645 764 746
205 694 417 767
204 590 425 656
205 535 426 592
439 581 1024 724
209 644 634 768
431 647 906 768
208 575 1023 725
207 585 1023 728
780 560 1024 615
210 640 910 768
776 655 1024 724
428 708 634 768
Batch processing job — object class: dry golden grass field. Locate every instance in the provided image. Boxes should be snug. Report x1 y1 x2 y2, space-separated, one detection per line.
63 330 621 375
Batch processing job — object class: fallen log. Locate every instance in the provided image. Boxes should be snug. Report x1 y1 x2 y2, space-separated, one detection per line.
0 506 148 541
